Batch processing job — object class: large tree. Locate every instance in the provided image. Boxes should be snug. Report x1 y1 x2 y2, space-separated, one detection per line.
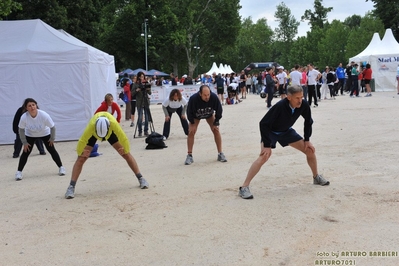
301 0 333 30
231 17 274 72
367 0 399 40
274 2 300 67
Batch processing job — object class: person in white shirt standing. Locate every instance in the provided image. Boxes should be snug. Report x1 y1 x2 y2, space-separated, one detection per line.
307 63 321 107
290 64 302 87
15 98 65 181
276 66 287 99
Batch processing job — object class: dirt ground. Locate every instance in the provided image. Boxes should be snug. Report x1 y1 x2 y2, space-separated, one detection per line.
1 91 399 266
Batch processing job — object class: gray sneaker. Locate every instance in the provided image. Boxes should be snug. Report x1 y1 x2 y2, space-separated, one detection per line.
313 174 330 186
184 154 194 165
139 177 149 189
65 185 75 199
239 186 253 199
217 152 227 162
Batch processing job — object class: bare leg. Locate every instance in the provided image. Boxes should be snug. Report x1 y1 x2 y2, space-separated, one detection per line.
112 142 141 174
241 143 271 187
289 139 318 177
187 119 199 154
206 116 222 153
70 145 93 182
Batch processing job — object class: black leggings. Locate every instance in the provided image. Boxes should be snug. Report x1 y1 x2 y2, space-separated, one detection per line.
18 135 63 171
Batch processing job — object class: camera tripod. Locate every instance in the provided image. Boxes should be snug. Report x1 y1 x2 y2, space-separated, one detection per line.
133 105 155 138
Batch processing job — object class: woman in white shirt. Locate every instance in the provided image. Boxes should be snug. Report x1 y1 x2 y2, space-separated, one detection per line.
15 98 65 181
162 89 189 140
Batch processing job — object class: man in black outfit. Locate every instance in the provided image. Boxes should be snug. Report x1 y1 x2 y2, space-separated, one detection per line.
238 85 330 199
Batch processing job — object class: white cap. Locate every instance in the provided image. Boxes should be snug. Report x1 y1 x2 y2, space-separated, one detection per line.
277 66 284 70
183 74 187 78
95 117 110 138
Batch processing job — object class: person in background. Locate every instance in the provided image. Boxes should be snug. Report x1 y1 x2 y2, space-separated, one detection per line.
130 75 138 127
95 93 121 123
214 74 225 105
123 75 131 120
162 89 189 140
132 71 152 137
15 98 65 181
170 73 177 86
64 112 149 199
396 64 399 95
363 63 373 97
336 63 346 95
12 103 46 158
276 66 287 99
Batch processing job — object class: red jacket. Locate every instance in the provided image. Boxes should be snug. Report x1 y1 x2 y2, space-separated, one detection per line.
95 101 121 123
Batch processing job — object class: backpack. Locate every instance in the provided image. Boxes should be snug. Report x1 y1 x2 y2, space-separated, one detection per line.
145 132 167 149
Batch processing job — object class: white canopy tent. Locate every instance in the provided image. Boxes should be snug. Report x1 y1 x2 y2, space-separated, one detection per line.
206 62 235 75
0 19 116 144
349 29 399 91
205 62 220 75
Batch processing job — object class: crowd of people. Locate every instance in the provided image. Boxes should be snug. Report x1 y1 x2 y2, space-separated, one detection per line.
14 61 399 199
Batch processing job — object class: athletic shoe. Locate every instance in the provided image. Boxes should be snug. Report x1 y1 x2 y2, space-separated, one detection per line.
138 132 142 137
139 177 149 189
59 166 66 176
217 152 227 162
144 131 149 136
130 122 135 127
365 93 372 97
65 185 75 199
13 154 19 158
40 151 46 155
15 171 23 181
184 154 194 165
239 186 253 199
313 174 330 186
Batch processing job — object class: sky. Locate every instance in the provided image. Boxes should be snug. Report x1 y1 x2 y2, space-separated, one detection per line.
239 0 375 37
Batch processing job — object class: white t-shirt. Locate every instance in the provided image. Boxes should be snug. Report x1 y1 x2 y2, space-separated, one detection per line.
18 109 54 137
162 96 188 109
276 72 287 85
229 83 239 90
290 70 302 86
307 69 320 85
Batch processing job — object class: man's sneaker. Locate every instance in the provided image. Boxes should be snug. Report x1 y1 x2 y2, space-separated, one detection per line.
130 122 135 127
15 171 23 181
239 186 253 199
184 154 194 165
139 177 149 189
217 152 227 162
59 166 66 176
138 132 142 137
313 174 330 186
65 185 75 199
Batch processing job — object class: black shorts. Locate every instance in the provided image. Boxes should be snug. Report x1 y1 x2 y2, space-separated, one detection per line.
239 82 246 89
364 79 370 84
217 87 224 94
131 100 136 115
278 84 286 95
264 128 303 148
87 132 118 147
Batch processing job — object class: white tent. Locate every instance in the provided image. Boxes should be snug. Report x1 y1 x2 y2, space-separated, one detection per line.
350 32 381 62
0 19 116 144
349 29 399 91
206 62 220 75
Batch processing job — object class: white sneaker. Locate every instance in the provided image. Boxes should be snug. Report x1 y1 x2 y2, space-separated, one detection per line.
59 166 66 176
15 171 23 181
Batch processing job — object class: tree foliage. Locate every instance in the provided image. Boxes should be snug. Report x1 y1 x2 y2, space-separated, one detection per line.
0 0 21 18
274 2 299 67
301 0 333 29
367 0 399 40
0 0 391 75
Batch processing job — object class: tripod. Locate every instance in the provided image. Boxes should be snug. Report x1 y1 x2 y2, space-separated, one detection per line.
133 105 155 138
